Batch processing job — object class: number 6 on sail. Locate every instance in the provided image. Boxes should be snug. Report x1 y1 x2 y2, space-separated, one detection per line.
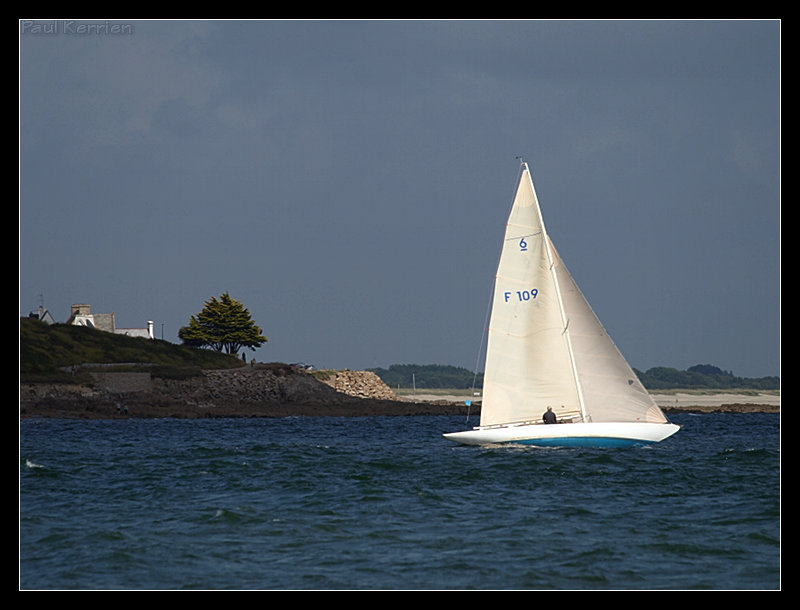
444 161 680 448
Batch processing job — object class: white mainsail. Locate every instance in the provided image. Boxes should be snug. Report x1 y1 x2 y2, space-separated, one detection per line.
479 162 668 429
480 163 581 427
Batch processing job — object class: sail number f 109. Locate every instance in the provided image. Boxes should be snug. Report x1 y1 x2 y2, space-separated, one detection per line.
504 289 538 302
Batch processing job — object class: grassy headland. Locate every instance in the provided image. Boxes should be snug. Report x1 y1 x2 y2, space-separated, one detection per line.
20 317 242 384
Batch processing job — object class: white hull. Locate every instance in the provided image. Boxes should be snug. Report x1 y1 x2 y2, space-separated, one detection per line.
444 421 681 448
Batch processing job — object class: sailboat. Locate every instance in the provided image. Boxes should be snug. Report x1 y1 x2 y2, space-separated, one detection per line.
444 161 680 448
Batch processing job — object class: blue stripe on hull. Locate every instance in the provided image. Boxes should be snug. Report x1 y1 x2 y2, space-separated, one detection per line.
511 437 653 448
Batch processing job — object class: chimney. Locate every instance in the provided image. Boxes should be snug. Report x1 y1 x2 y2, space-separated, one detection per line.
147 320 154 339
71 303 91 317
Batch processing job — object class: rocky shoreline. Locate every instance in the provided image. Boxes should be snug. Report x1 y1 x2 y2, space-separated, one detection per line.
19 366 476 420
19 365 779 420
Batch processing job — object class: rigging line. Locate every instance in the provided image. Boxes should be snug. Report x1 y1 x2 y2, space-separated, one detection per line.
468 275 494 422
466 158 529 423
504 230 542 242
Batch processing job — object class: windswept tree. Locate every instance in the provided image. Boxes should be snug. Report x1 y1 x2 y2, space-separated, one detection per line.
178 292 267 355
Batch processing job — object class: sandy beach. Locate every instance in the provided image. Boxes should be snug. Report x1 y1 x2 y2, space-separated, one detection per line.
650 392 780 409
397 389 780 413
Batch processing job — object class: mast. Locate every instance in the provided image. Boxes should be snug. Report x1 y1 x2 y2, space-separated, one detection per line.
521 162 588 422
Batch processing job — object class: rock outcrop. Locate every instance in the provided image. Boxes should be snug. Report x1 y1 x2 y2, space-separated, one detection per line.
316 370 396 400
20 364 477 418
19 364 416 419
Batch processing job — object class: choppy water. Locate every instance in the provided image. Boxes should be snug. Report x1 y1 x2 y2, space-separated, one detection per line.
20 413 780 590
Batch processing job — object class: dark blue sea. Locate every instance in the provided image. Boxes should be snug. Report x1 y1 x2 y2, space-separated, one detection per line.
19 413 780 590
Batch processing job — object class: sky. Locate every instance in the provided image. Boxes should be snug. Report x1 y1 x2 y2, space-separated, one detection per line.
19 19 780 378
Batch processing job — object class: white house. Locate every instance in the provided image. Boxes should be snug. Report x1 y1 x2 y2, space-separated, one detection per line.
67 303 154 339
28 305 56 325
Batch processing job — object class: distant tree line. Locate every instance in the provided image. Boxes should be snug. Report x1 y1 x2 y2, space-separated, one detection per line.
369 363 779 391
367 364 483 389
633 364 779 390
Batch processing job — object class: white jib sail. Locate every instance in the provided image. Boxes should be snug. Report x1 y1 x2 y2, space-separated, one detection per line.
551 241 667 423
480 163 668 428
